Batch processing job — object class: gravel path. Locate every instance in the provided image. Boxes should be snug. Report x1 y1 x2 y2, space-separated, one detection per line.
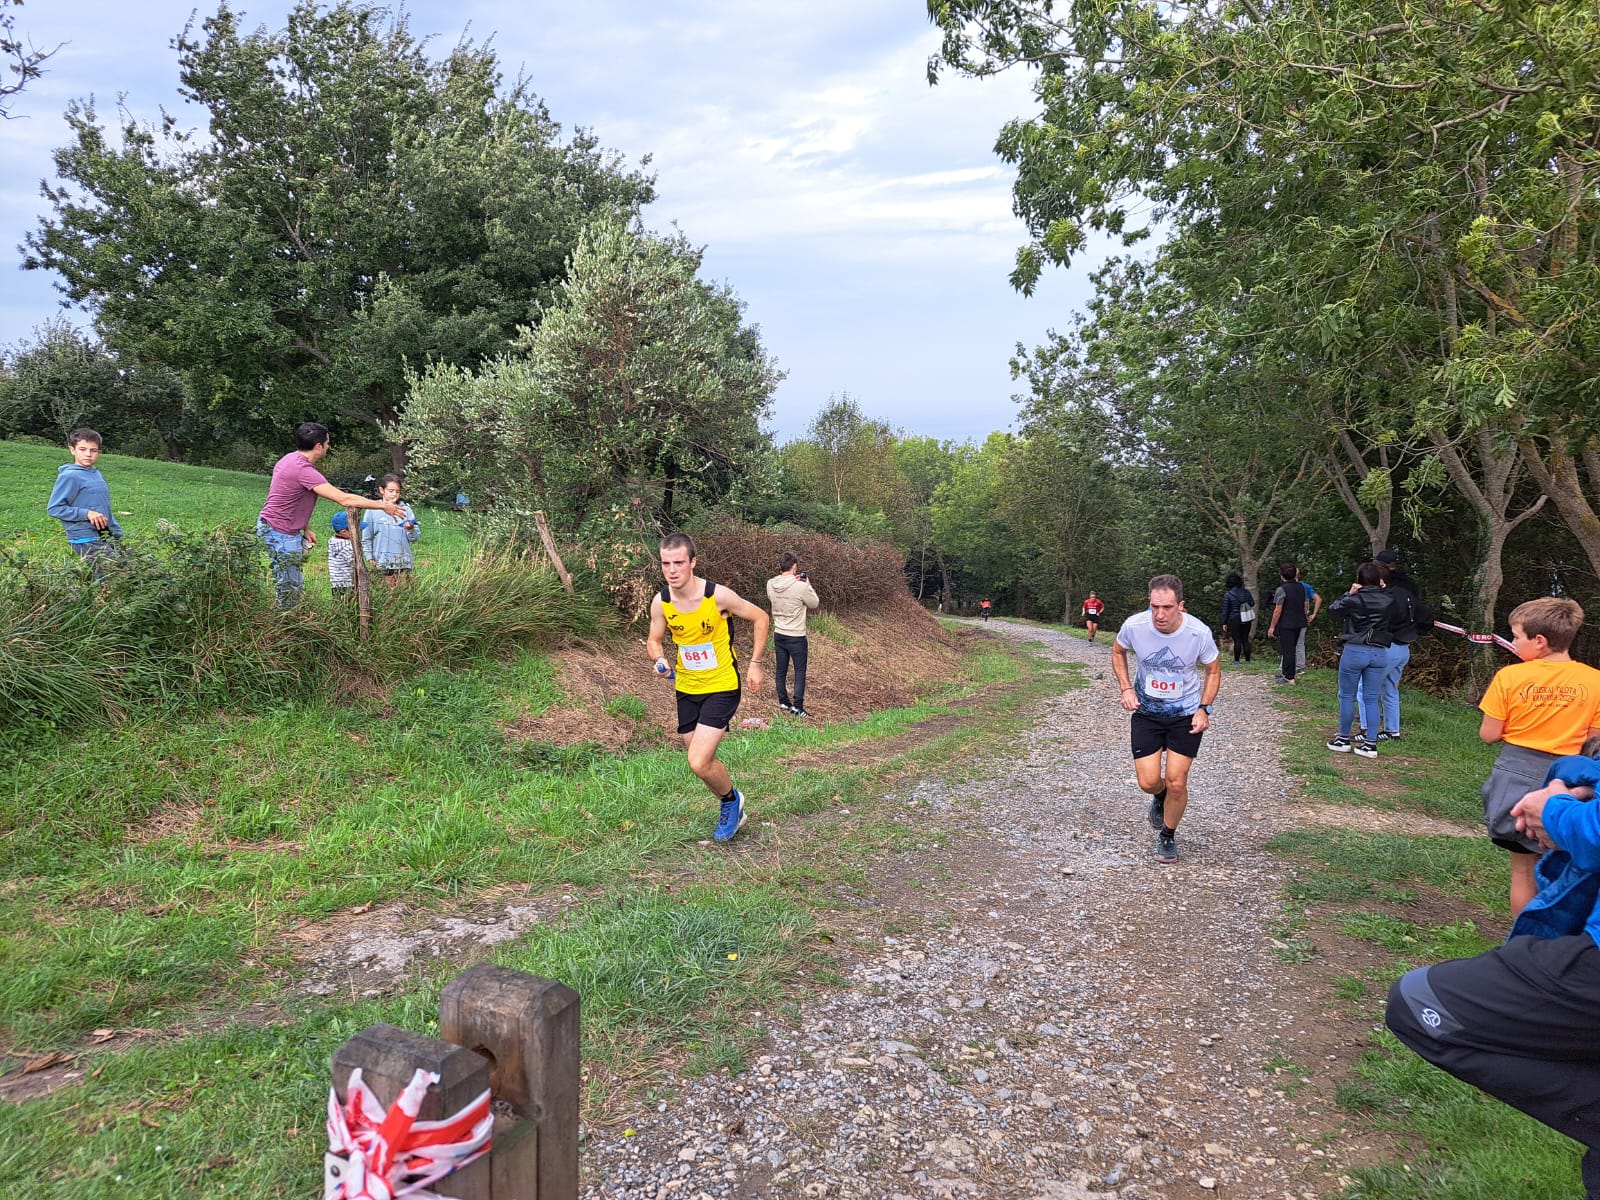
581 621 1365 1200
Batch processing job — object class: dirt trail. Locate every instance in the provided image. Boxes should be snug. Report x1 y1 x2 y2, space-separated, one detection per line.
580 620 1410 1200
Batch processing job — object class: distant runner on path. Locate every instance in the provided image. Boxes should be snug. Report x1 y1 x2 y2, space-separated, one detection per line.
1111 574 1221 863
1081 591 1106 642
981 597 993 622
647 531 771 843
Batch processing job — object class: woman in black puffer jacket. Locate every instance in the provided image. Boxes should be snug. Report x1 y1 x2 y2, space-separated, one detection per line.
1326 562 1406 757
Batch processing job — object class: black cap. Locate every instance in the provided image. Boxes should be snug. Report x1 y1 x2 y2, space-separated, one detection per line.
1375 549 1399 564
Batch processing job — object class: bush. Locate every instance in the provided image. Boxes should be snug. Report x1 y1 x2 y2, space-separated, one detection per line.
687 520 909 613
0 529 608 728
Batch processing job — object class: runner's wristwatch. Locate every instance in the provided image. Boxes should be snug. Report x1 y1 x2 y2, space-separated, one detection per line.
1198 703 1213 714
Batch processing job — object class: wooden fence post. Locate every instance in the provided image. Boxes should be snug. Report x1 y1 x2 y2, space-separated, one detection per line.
442 964 581 1200
326 966 580 1200
346 504 372 640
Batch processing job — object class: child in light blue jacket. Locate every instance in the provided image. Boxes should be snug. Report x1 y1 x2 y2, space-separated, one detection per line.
361 473 419 578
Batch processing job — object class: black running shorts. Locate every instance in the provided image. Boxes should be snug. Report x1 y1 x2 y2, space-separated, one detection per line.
1131 710 1204 761
676 687 741 735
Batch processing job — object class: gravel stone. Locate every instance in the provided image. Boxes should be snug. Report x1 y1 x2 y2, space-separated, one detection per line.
579 622 1363 1199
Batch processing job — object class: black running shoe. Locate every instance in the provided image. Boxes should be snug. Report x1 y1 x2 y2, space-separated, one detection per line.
1147 791 1166 830
1154 832 1178 863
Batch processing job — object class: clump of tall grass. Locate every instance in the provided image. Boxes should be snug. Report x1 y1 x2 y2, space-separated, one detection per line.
0 530 611 729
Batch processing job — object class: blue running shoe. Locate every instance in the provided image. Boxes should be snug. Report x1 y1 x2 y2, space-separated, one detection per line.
714 789 747 842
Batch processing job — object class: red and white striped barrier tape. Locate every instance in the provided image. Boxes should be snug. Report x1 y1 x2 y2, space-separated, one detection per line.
325 1067 493 1200
1431 620 1517 655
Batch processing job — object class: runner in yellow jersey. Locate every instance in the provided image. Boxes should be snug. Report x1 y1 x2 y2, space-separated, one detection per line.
647 531 771 842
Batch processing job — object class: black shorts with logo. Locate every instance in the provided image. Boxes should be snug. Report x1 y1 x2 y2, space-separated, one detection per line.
676 687 742 735
1131 710 1204 760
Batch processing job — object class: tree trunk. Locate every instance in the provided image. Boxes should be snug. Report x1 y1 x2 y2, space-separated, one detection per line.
1519 439 1600 582
1429 428 1546 633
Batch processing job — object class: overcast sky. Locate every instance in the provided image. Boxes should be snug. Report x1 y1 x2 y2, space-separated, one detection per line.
0 0 1101 443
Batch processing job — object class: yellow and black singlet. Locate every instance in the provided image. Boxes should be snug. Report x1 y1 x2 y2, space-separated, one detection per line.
661 579 740 694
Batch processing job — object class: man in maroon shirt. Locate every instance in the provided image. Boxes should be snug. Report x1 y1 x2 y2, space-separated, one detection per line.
257 422 404 607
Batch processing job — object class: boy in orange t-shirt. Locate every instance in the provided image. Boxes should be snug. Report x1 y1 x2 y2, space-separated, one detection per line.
1479 596 1600 914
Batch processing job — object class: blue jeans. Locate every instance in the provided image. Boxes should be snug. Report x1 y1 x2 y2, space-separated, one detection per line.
1380 642 1411 734
256 518 305 608
1338 643 1389 738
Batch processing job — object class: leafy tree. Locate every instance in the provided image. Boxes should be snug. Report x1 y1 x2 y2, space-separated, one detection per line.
781 394 912 532
24 1 652 468
1 0 55 118
931 0 1600 611
892 435 958 601
1000 413 1123 623
931 434 1019 608
400 220 779 542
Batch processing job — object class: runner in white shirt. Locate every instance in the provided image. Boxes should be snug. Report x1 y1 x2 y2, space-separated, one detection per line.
1110 574 1222 863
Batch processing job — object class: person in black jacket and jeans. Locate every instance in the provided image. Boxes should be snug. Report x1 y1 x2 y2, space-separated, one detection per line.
1267 563 1310 683
1373 548 1429 740
1221 572 1255 663
1326 562 1405 758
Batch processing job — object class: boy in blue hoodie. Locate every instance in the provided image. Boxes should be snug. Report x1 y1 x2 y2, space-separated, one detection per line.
46 428 123 574
1387 735 1600 1198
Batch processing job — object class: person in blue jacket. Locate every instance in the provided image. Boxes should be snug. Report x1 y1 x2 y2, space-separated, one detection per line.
47 427 123 575
1387 735 1600 1198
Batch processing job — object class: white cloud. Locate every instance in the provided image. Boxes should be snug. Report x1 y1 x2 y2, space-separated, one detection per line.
0 0 1102 441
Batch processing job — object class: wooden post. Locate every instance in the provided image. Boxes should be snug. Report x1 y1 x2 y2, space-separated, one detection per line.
346 505 372 640
442 964 581 1200
531 510 574 596
327 967 580 1200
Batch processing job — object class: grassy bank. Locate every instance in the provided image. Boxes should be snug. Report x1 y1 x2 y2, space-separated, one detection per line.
1258 662 1585 1199
0 590 1073 1198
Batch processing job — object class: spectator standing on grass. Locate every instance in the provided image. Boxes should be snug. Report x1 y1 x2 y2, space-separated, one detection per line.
647 532 771 843
766 551 819 718
1478 597 1600 915
1387 738 1600 1200
257 422 403 609
1373 548 1429 740
1111 574 1221 864
361 473 420 583
47 427 122 578
1265 562 1310 684
1220 572 1255 663
1295 567 1323 675
1324 562 1405 760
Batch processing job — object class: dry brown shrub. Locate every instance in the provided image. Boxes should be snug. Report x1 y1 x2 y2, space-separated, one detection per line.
686 521 908 613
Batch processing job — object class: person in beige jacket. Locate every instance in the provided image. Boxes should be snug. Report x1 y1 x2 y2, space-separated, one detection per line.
766 551 821 717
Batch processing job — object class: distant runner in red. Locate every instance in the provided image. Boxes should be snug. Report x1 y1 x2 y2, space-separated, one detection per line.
1081 591 1106 642
980 597 993 622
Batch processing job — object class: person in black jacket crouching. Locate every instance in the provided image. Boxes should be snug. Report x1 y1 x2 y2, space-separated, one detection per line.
1326 562 1406 759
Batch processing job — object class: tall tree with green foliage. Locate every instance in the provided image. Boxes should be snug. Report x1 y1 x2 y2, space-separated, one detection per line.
892 435 959 602
24 1 652 468
932 433 1020 606
782 394 911 526
930 0 1600 596
400 220 778 543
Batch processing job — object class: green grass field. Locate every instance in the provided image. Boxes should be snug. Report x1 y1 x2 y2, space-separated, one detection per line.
1 439 475 573
1259 660 1587 1200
